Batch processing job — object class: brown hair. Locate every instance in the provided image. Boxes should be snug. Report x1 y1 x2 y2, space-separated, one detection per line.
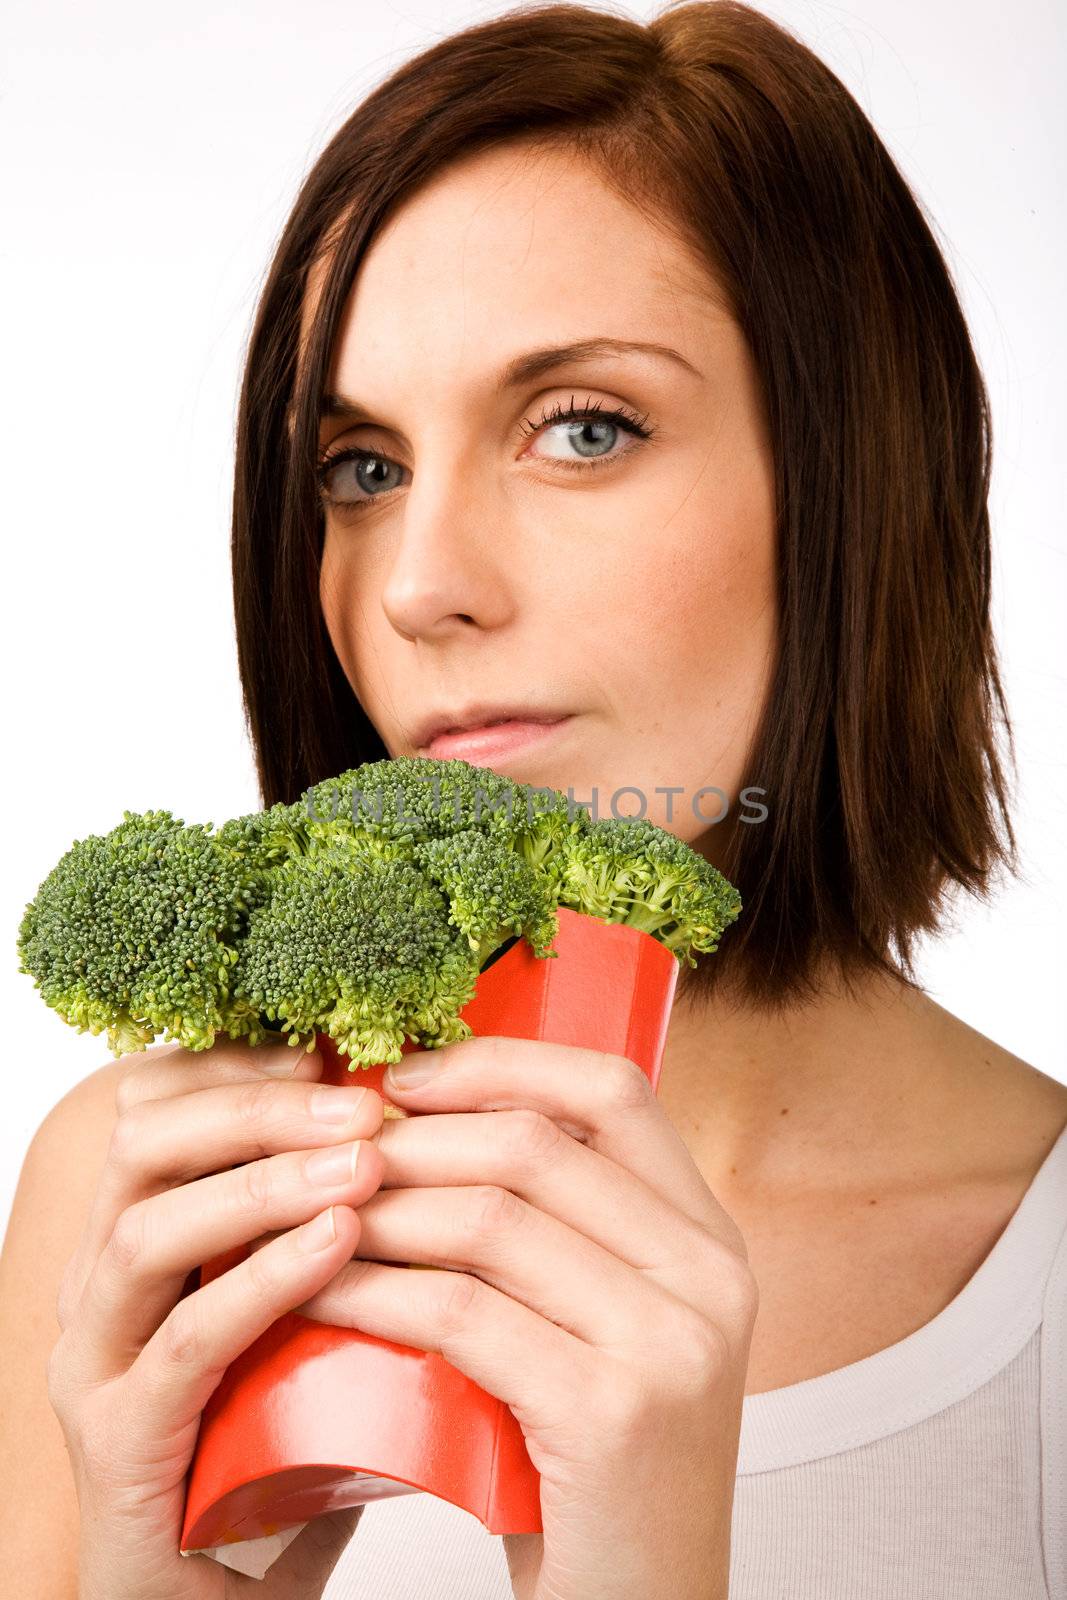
230 0 1018 1012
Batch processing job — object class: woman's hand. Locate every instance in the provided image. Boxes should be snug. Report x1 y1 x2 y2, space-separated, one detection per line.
296 1034 757 1600
45 1037 386 1600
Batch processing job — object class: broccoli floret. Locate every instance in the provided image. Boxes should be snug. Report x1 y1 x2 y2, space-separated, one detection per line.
300 756 590 847
484 778 593 893
557 817 742 965
230 847 481 1064
216 798 312 867
301 757 515 842
16 759 742 1061
16 809 267 1054
412 829 560 967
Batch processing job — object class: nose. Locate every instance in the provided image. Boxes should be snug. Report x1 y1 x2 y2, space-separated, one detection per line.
379 447 516 643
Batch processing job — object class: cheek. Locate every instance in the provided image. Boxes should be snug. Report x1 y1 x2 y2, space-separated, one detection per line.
592 496 777 700
318 535 376 690
577 459 778 822
318 530 343 617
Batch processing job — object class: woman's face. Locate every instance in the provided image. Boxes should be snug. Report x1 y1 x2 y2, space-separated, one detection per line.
309 142 777 855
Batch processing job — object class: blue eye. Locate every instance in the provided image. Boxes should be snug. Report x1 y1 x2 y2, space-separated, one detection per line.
317 453 404 503
517 397 655 468
534 415 623 461
314 395 656 512
524 409 633 467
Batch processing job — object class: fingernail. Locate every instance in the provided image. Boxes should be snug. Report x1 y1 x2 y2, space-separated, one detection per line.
305 1141 362 1185
310 1085 369 1122
299 1206 337 1252
261 1042 310 1078
385 1054 439 1090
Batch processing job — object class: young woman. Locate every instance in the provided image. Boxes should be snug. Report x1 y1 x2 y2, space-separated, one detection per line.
3 4 1064 1598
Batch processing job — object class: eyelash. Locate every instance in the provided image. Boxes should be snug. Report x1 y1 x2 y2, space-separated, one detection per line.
516 395 655 446
314 395 657 510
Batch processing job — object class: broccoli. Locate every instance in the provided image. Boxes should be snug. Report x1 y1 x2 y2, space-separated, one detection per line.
231 847 482 1062
558 817 740 959
412 829 560 967
17 758 742 1065
16 809 269 1056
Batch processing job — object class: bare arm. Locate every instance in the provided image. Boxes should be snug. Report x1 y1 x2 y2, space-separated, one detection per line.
0 1062 124 1598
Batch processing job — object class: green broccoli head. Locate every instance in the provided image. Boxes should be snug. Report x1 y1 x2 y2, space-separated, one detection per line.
300 756 591 848
229 845 482 1064
412 829 560 967
16 809 267 1054
557 817 742 965
300 757 515 842
216 798 312 868
16 759 743 1060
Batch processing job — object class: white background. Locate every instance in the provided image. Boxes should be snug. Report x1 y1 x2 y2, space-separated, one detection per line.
2 0 1064 1238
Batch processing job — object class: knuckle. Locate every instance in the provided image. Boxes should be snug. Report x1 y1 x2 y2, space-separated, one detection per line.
113 1043 183 1114
497 1107 565 1165
113 1063 146 1117
108 1202 150 1274
435 1269 482 1331
730 1269 760 1335
669 1309 732 1389
244 1232 283 1301
237 1154 276 1219
106 1103 150 1173
600 1052 656 1115
466 1183 524 1243
233 1076 273 1135
710 1248 760 1336
157 1301 204 1369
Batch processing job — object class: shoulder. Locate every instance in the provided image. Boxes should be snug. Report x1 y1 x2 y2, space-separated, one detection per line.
30 1055 127 1169
920 994 1067 1187
1 1057 136 1414
6 1059 127 1291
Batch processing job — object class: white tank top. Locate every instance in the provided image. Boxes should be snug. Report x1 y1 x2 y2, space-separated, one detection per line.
317 1122 1067 1599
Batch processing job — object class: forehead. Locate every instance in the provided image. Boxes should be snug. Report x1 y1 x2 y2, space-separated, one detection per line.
298 142 729 406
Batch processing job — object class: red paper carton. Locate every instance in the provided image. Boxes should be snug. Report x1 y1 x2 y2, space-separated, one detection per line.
180 906 679 1552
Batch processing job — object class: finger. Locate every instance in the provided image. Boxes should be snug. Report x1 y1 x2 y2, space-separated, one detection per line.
62 1074 382 1328
114 1036 328 1112
315 1179 701 1356
72 1132 385 1378
295 1251 599 1447
353 1108 726 1324
116 1205 364 1452
382 1035 741 1249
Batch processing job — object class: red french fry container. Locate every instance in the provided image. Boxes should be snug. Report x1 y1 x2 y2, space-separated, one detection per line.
180 905 680 1552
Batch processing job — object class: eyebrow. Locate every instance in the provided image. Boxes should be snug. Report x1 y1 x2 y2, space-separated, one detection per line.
319 337 701 419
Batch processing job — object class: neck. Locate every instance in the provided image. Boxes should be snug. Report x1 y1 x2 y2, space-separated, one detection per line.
655 959 962 1198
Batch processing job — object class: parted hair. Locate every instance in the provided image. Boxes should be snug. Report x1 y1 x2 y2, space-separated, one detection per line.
230 0 1018 1012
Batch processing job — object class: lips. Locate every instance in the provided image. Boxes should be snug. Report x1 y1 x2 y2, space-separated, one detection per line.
413 704 572 753
419 716 574 765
